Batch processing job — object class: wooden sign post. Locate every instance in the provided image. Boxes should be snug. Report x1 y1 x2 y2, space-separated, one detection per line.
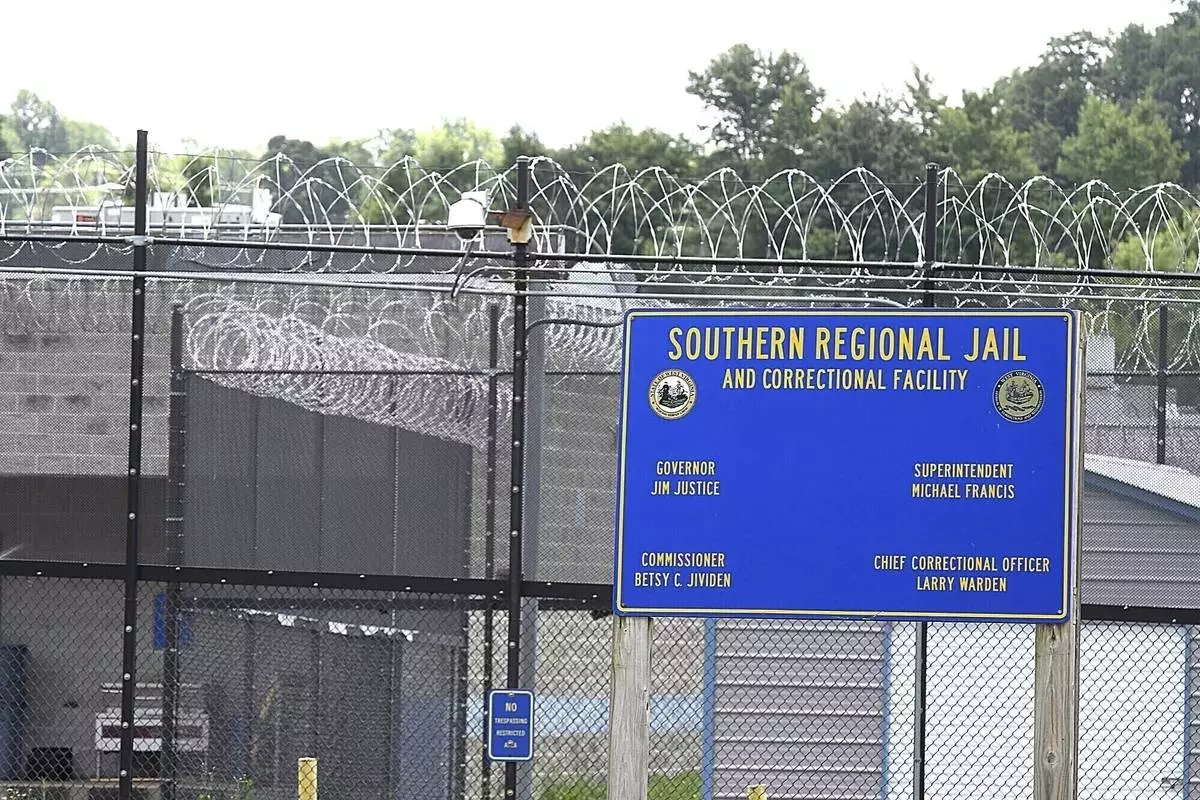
607 616 653 800
1033 334 1085 800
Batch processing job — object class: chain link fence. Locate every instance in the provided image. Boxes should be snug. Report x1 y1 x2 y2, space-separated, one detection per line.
5 149 1200 800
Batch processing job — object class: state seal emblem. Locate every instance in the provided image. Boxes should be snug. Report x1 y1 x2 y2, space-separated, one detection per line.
994 369 1044 423
649 369 696 420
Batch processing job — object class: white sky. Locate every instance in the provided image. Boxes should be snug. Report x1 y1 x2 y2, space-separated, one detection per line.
0 0 1181 154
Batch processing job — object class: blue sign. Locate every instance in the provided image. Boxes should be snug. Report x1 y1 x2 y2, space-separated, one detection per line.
614 308 1080 623
487 690 534 762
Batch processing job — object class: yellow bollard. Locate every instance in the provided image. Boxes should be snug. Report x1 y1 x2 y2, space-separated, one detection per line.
298 758 317 800
747 785 767 800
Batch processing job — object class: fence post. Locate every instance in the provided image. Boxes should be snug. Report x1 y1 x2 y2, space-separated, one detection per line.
161 304 186 800
920 163 939 308
517 173 549 800
504 156 531 800
1158 304 1169 465
608 615 653 800
913 161 939 800
118 129 149 800
1032 335 1085 800
482 303 500 800
298 757 318 800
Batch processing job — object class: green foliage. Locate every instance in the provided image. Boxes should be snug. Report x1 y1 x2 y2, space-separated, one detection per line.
0 119 16 159
1057 95 1187 188
355 120 507 224
538 771 700 800
413 118 502 171
686 43 822 174
261 135 357 224
807 95 927 182
539 777 605 800
548 123 702 255
375 127 419 165
325 138 376 168
235 777 255 800
1109 2 1200 185
931 91 1038 184
502 125 548 166
64 119 118 151
10 90 68 155
996 32 1109 174
1112 209 1200 271
554 124 700 176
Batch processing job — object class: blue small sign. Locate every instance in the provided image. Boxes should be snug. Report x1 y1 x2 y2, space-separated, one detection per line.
614 308 1080 623
487 690 534 762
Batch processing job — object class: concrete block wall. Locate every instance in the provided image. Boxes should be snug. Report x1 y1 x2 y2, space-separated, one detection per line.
0 282 169 477
0 277 492 481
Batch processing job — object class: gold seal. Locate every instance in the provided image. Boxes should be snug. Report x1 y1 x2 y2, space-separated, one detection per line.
649 369 696 420
994 369 1044 422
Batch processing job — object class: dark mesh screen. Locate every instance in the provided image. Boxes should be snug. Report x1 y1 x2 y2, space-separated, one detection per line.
0 270 133 564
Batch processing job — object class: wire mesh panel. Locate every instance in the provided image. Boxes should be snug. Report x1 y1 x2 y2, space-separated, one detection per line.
140 583 476 800
919 623 1035 800
135 275 514 580
0 577 125 787
0 270 134 564
1167 375 1200 472
882 623 916 800
1079 622 1187 800
524 609 612 800
647 618 704 800
535 373 621 585
1084 375 1162 465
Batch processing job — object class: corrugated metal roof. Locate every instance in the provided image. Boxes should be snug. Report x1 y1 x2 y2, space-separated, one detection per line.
1086 453 1200 511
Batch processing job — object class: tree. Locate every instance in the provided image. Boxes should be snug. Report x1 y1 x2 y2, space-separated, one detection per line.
1099 23 1160 105
0 118 16 159
261 135 352 224
806 95 927 183
553 123 700 176
325 138 375 167
550 124 702 255
501 125 547 166
900 67 947 140
932 90 1039 183
64 120 118 151
10 90 69 156
686 43 823 173
996 32 1110 175
361 121 504 225
375 127 419 165
1102 3 1200 185
411 118 502 172
1057 95 1187 188
1112 208 1200 272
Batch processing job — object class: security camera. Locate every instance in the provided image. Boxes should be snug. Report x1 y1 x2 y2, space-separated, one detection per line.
447 191 488 240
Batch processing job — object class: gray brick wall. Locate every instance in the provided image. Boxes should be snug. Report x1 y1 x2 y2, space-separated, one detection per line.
0 281 160 477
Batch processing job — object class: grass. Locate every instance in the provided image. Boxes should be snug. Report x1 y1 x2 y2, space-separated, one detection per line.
539 771 700 800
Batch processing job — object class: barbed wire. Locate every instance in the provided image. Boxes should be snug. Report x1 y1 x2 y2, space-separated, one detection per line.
4 145 1200 440
3 147 1200 273
1 268 1198 449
